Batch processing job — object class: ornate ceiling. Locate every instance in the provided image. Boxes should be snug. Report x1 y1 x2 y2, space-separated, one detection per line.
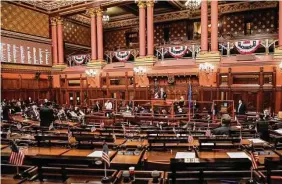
7 0 279 30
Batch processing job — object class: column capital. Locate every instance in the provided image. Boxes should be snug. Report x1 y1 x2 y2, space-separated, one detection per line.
56 17 64 25
137 1 146 9
96 8 103 17
50 17 57 26
87 8 96 17
146 0 155 7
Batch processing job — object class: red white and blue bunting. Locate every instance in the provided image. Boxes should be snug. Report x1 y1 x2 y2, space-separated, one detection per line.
235 40 261 54
67 54 90 65
168 46 188 58
114 51 131 62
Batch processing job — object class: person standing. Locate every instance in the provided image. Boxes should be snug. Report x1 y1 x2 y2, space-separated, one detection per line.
39 102 54 127
237 100 246 115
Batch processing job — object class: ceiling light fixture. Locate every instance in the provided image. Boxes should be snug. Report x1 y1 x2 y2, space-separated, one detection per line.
185 0 201 12
279 61 282 72
85 69 97 77
199 62 215 74
133 66 147 76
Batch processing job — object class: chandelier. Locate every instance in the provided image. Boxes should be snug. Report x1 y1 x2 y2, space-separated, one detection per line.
199 62 215 74
185 0 201 11
279 61 282 72
103 14 110 22
85 69 97 77
133 66 147 76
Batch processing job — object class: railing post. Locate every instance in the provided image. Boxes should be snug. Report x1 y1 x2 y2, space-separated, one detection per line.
161 47 164 61
192 45 195 59
227 42 230 56
265 39 269 55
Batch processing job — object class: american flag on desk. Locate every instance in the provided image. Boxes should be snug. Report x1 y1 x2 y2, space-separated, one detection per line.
102 143 110 167
188 135 194 144
9 141 25 166
205 129 212 137
250 152 259 169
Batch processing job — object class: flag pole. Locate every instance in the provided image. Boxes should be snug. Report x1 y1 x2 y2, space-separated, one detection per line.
104 161 107 178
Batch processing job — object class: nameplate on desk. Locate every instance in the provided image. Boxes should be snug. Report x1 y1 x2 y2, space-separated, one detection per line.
274 129 282 134
184 158 200 163
87 151 102 157
227 152 250 159
201 143 214 146
175 152 195 159
248 138 265 144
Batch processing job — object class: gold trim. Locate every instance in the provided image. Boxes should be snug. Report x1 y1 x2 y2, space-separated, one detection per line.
50 17 57 26
2 64 52 71
96 8 103 17
87 8 96 17
56 17 64 25
146 0 154 7
52 64 67 70
138 1 146 9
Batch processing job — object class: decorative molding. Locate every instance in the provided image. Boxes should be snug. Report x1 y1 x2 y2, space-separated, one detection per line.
20 0 88 11
68 15 91 25
86 8 96 17
218 1 278 14
65 43 91 50
104 18 138 29
1 30 51 44
1 63 52 73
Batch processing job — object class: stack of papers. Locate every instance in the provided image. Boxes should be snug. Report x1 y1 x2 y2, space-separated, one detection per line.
227 152 250 159
274 129 282 135
247 138 265 144
175 152 196 159
87 151 102 157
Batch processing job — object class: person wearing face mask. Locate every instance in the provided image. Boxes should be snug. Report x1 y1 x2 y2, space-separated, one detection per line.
236 100 246 115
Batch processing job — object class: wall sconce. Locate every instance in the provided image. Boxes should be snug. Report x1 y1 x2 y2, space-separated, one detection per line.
279 61 282 72
85 69 97 77
133 66 147 76
199 62 215 74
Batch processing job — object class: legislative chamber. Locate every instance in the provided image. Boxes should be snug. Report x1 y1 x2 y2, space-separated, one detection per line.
1 0 282 184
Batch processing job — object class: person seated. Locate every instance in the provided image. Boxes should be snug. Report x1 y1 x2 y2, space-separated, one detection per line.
161 109 168 118
158 88 167 100
39 102 54 127
212 114 231 136
104 100 113 110
179 96 185 107
256 114 270 141
93 101 101 112
176 105 183 115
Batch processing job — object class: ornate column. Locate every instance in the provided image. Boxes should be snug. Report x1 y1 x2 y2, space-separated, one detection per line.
96 8 104 62
279 0 282 49
211 0 218 52
51 18 58 66
146 0 154 57
200 0 208 52
89 8 97 61
57 17 65 65
138 1 146 57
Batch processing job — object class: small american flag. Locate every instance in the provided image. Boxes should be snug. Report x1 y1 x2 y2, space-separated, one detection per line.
122 125 126 136
102 143 110 167
16 123 22 130
205 129 212 137
112 133 116 142
7 128 11 139
9 142 25 166
68 129 73 143
100 122 105 129
188 135 194 143
91 126 96 132
49 122 54 131
250 152 259 169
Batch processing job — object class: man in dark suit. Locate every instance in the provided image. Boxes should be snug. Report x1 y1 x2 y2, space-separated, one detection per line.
39 102 54 127
237 100 246 115
93 101 101 112
212 114 231 135
158 88 167 100
256 114 270 141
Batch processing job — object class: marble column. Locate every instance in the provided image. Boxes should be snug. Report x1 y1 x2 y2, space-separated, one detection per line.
51 18 58 66
57 17 64 65
96 8 104 61
146 0 154 57
138 1 146 57
89 8 97 61
211 0 218 52
201 0 208 52
279 0 282 49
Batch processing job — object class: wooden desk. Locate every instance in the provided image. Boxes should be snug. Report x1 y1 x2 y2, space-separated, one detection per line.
145 151 177 163
115 138 126 145
22 147 70 156
111 152 143 165
1 144 8 149
255 150 280 165
123 139 148 147
1 147 11 156
198 151 231 159
274 149 282 156
62 149 116 159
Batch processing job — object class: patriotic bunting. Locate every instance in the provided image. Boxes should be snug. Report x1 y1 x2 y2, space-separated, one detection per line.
114 51 131 62
235 40 261 54
168 46 188 58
